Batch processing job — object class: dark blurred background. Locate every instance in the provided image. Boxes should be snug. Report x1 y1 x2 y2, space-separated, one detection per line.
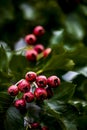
0 0 87 49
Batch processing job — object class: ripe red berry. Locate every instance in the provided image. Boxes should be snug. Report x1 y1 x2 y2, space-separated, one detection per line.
8 85 19 96
17 79 30 93
34 44 44 54
45 86 53 99
47 76 60 88
33 25 45 36
14 99 26 109
25 49 38 62
25 34 36 45
34 88 47 100
31 122 41 129
23 92 34 103
43 48 51 58
36 75 47 88
25 71 37 82
41 126 49 130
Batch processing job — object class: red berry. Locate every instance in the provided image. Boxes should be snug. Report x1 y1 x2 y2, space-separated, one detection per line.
41 126 49 130
36 75 47 88
25 34 36 45
8 85 19 96
34 44 44 54
45 86 53 99
34 88 47 100
25 71 37 82
31 122 41 129
25 49 38 62
43 48 51 57
47 76 60 88
14 99 26 109
23 92 34 103
17 79 30 93
33 25 45 36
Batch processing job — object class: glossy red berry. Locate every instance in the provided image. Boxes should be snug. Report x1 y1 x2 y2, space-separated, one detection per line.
41 126 49 130
25 71 37 82
45 86 53 99
34 44 44 54
31 122 41 129
34 88 47 100
43 48 51 57
33 25 45 36
23 92 34 103
14 99 26 109
25 34 36 45
47 76 60 88
25 49 38 62
8 85 19 96
36 75 47 88
17 79 30 93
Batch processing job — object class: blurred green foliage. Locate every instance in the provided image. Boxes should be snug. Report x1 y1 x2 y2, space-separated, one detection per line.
0 0 87 49
0 0 87 130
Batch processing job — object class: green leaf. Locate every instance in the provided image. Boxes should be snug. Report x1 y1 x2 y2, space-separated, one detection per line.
9 53 30 81
72 75 87 100
43 54 75 72
4 107 25 130
77 66 87 77
0 46 8 72
9 53 28 72
40 113 66 130
0 71 12 91
43 100 79 130
40 103 66 130
0 92 14 129
0 92 14 110
65 13 84 40
52 82 76 101
50 29 64 45
66 44 87 68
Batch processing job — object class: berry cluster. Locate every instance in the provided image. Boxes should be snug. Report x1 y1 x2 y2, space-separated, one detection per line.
8 71 60 129
24 25 51 62
8 71 60 108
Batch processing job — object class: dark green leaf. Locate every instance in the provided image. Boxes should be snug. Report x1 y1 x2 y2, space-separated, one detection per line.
40 113 66 130
43 54 75 72
0 71 12 91
77 116 87 130
9 53 28 72
65 13 84 40
43 100 79 130
0 92 14 110
51 82 76 101
9 53 30 81
0 46 8 72
4 106 25 130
